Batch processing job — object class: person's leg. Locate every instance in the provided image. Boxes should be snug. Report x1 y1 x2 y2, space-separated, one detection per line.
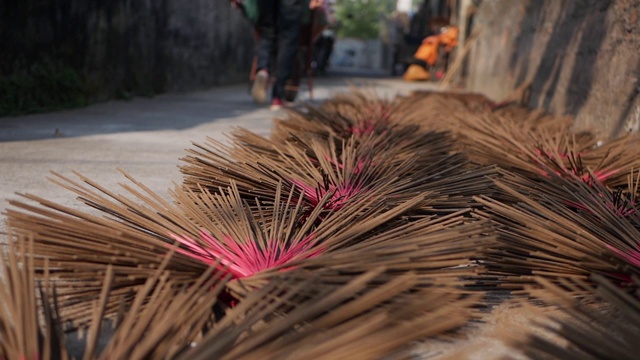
313 36 328 74
271 0 305 102
323 36 335 71
255 0 277 72
252 0 277 104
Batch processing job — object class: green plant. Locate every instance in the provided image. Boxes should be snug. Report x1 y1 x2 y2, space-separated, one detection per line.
335 0 395 39
0 58 89 116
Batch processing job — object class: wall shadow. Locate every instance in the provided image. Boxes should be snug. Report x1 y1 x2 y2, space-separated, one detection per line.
508 0 544 87
528 0 613 114
564 0 614 115
610 58 640 136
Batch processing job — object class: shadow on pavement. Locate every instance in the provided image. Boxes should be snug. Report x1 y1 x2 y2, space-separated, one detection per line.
0 84 265 142
0 71 424 142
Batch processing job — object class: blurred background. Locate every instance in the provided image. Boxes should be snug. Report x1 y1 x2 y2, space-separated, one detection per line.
1 0 638 138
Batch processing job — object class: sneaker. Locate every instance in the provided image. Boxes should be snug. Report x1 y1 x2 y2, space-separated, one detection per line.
251 69 269 104
270 97 285 111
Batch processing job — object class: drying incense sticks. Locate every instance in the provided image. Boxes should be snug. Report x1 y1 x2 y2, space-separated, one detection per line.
2 89 640 358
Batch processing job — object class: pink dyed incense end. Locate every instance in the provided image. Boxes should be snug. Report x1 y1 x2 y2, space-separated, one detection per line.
290 178 363 211
169 231 324 279
323 154 368 174
18 354 39 360
349 107 390 136
606 244 640 268
530 148 620 184
350 122 377 136
577 167 620 185
565 196 636 219
536 167 619 184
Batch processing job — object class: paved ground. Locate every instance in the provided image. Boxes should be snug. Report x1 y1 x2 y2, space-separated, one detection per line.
0 73 434 230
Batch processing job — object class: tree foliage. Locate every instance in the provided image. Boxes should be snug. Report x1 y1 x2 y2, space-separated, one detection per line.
335 0 395 39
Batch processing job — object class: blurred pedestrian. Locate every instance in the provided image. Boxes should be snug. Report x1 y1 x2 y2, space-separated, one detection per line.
313 27 335 76
252 0 300 109
231 0 324 109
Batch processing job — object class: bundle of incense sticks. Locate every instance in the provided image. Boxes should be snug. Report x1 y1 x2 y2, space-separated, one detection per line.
2 89 640 358
511 275 640 359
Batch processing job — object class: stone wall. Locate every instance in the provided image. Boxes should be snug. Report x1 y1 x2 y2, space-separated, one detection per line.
464 0 640 138
0 0 254 103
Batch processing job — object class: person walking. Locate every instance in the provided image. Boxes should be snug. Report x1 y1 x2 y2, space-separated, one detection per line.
232 0 324 110
252 0 306 110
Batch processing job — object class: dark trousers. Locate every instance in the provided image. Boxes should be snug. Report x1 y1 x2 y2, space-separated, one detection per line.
255 0 305 99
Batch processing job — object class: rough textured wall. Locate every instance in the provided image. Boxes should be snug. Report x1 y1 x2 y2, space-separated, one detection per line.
0 0 254 102
466 0 640 138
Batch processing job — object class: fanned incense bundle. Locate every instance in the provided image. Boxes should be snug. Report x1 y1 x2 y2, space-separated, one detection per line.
394 91 640 192
181 129 497 216
272 90 397 141
3 231 479 360
475 170 640 292
3 88 640 358
0 232 231 360
512 275 640 359
180 268 480 360
6 170 438 311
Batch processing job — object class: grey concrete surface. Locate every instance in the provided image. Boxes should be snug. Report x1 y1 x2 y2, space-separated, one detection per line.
0 74 435 232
